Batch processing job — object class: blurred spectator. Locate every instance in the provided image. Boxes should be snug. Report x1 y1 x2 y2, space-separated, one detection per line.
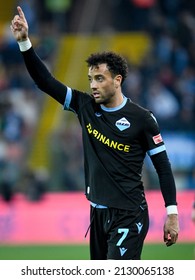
131 0 156 31
0 61 9 90
123 64 143 104
146 79 180 128
0 140 24 202
19 167 48 201
43 0 73 33
158 64 176 91
175 66 195 129
1 101 25 143
171 39 189 76
0 24 23 65
154 31 174 64
111 0 133 31
158 0 183 32
9 89 40 140
176 11 194 49
49 122 84 191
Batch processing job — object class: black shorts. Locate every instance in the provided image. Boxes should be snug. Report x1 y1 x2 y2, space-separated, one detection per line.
89 205 149 260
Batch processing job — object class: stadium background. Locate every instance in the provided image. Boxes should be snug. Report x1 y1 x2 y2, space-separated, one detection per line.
0 0 195 259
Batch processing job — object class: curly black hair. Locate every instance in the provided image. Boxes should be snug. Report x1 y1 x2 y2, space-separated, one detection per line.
86 51 128 84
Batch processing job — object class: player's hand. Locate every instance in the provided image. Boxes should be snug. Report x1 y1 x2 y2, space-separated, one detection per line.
163 214 179 247
10 6 28 42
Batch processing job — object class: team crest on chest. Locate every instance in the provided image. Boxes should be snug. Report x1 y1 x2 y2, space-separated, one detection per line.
115 117 131 131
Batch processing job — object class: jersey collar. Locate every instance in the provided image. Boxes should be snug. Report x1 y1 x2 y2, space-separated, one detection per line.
100 95 127 112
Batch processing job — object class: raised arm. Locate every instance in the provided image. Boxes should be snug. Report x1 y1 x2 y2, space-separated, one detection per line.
10 6 67 105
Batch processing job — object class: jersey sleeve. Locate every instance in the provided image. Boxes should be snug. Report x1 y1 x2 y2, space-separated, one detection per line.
63 87 92 114
22 47 92 112
22 47 67 105
143 111 166 156
143 111 177 207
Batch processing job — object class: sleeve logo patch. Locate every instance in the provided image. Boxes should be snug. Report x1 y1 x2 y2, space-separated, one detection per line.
153 133 163 144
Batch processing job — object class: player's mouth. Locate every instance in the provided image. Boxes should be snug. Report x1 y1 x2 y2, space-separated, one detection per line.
92 92 101 99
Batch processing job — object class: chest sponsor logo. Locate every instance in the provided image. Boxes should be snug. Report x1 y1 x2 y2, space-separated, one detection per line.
115 117 130 131
153 133 163 144
86 123 130 152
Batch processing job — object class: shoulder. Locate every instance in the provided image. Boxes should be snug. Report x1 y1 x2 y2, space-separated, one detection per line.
71 88 100 111
71 89 94 105
126 98 151 117
126 99 159 129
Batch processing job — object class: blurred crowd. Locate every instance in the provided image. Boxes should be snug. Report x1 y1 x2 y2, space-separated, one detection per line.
0 0 195 201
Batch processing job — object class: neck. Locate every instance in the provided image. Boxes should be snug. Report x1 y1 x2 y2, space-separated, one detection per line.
105 92 124 108
101 94 126 111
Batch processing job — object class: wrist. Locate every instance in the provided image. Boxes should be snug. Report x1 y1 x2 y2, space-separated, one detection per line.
166 205 178 215
18 38 32 52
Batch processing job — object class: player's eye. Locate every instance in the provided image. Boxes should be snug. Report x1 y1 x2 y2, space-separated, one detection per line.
97 76 103 82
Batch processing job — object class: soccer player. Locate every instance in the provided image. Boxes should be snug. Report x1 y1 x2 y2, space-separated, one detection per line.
10 6 179 260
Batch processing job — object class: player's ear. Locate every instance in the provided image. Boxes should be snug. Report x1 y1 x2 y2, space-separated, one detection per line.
114 75 122 88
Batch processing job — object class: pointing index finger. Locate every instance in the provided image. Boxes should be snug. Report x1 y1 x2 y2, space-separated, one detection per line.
17 6 25 20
